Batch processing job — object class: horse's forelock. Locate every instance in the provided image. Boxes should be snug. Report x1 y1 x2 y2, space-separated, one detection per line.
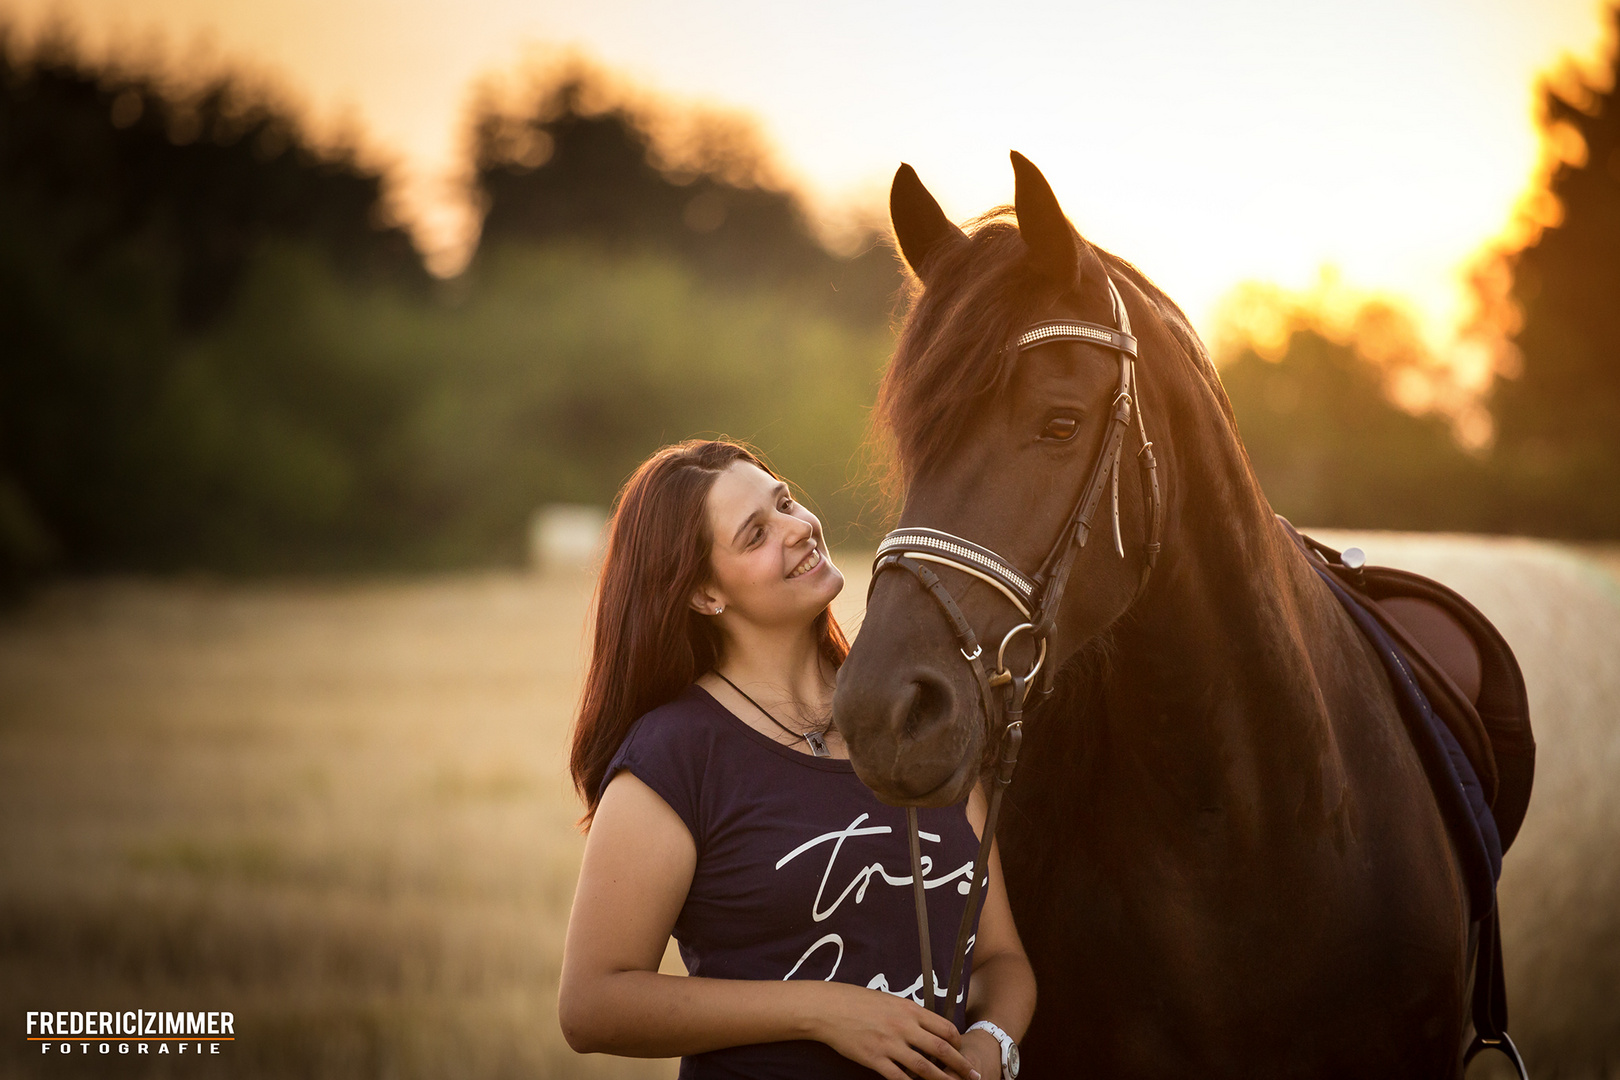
876 211 1063 494
872 218 1241 511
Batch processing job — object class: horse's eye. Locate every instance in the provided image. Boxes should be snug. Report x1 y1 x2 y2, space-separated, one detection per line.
1041 417 1079 441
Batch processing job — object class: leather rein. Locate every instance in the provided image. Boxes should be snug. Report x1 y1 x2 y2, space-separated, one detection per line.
869 273 1163 1019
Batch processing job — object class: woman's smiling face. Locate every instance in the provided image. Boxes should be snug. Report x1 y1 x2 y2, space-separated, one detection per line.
697 461 844 628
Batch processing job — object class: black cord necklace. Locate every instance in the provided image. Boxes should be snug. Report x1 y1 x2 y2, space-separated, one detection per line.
713 671 832 758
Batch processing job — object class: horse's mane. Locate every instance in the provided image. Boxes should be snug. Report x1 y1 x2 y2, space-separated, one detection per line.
1092 250 1237 430
873 211 1238 505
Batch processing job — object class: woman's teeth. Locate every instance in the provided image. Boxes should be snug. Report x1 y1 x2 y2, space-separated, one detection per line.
787 549 822 579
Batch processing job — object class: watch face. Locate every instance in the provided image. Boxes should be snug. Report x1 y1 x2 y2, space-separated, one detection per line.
1007 1043 1020 1078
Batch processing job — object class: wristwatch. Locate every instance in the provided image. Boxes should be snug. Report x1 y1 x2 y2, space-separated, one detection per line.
967 1020 1020 1079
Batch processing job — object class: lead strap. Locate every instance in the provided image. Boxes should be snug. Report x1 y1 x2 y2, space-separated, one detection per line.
904 706 1024 1022
942 696 1024 1017
906 806 936 1015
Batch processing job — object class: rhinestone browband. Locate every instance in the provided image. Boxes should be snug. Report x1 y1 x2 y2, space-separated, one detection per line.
875 528 1038 609
1014 321 1137 356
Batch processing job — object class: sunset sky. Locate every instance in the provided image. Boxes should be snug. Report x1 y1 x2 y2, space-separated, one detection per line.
4 0 1612 350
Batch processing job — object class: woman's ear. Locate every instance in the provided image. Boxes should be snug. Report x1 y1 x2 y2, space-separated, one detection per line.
690 585 725 617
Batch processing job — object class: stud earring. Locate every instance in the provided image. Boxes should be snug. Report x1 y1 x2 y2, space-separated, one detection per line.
714 606 723 615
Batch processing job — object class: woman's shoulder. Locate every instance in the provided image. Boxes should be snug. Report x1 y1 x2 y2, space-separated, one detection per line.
621 683 726 753
605 684 726 794
603 684 733 843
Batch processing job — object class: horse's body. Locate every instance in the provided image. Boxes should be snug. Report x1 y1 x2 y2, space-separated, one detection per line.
995 487 1468 1075
833 156 1473 1076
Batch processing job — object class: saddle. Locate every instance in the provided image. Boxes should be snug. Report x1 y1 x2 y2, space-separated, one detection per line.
1282 520 1537 1075
1287 523 1536 852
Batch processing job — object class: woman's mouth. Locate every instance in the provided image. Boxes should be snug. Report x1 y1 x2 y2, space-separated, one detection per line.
787 548 822 579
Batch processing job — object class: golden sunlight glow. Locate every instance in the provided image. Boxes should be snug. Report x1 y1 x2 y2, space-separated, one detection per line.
4 0 1610 352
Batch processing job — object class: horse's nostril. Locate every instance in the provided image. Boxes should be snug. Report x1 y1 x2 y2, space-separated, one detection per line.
901 671 956 741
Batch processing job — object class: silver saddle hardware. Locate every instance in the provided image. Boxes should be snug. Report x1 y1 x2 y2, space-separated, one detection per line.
1465 1034 1529 1080
871 272 1164 1020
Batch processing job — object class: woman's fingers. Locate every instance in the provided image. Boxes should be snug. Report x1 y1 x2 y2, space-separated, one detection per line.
917 1008 962 1047
902 1003 973 1079
918 1033 978 1080
907 1050 957 1080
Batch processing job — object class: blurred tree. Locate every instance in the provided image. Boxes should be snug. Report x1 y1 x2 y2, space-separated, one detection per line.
1219 296 1493 531
1 34 425 325
468 68 899 323
1489 7 1620 536
0 40 902 591
388 245 893 561
0 30 427 585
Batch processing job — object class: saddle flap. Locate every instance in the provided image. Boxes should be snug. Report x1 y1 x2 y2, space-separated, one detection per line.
1378 596 1482 703
1359 564 1536 852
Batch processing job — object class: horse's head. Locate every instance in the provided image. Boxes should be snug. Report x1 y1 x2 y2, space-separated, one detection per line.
835 153 1181 806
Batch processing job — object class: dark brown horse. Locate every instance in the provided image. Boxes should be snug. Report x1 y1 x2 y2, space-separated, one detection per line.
833 154 1473 1076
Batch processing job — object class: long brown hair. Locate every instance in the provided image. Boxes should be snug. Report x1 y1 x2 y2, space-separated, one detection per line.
570 439 850 825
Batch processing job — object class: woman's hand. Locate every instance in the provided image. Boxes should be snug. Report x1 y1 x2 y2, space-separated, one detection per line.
807 982 981 1080
961 1028 1002 1080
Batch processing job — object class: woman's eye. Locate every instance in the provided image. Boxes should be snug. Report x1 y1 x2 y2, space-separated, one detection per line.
1041 417 1080 441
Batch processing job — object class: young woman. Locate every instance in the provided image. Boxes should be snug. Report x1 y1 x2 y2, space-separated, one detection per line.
559 440 1035 1080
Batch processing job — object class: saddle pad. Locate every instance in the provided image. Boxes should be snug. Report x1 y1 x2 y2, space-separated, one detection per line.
1309 561 1503 916
1362 591 1498 803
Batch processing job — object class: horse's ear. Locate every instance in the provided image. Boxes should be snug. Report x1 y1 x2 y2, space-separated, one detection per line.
1011 151 1079 282
891 163 966 284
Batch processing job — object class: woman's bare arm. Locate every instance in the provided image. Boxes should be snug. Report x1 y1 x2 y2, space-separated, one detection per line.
558 772 982 1080
958 785 1037 1077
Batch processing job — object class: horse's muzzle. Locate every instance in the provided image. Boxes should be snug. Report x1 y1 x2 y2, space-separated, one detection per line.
834 660 980 806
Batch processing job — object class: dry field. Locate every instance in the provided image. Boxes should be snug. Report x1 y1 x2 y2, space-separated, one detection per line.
0 556 876 1079
0 540 1616 1078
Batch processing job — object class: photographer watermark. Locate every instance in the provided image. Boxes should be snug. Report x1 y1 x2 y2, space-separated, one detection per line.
26 1010 234 1055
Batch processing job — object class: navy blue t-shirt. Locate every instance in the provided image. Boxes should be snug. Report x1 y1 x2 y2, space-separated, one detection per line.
602 683 983 1079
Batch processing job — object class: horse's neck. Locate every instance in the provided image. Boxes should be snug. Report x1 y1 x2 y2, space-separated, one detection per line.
1078 393 1378 836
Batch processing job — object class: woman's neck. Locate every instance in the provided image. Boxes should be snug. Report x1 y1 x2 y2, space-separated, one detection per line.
714 621 833 719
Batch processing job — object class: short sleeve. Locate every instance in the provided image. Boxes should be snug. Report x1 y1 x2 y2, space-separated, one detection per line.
600 699 711 850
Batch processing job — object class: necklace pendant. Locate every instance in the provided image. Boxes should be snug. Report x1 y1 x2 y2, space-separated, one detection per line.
805 730 831 758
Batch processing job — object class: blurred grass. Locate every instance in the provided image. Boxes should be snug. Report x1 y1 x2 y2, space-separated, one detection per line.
0 556 874 1078
0 569 637 1078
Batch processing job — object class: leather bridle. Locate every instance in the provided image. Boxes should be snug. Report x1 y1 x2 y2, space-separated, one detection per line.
869 272 1163 1019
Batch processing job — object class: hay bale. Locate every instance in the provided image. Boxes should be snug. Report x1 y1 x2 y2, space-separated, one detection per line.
527 505 607 573
1314 531 1620 1075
